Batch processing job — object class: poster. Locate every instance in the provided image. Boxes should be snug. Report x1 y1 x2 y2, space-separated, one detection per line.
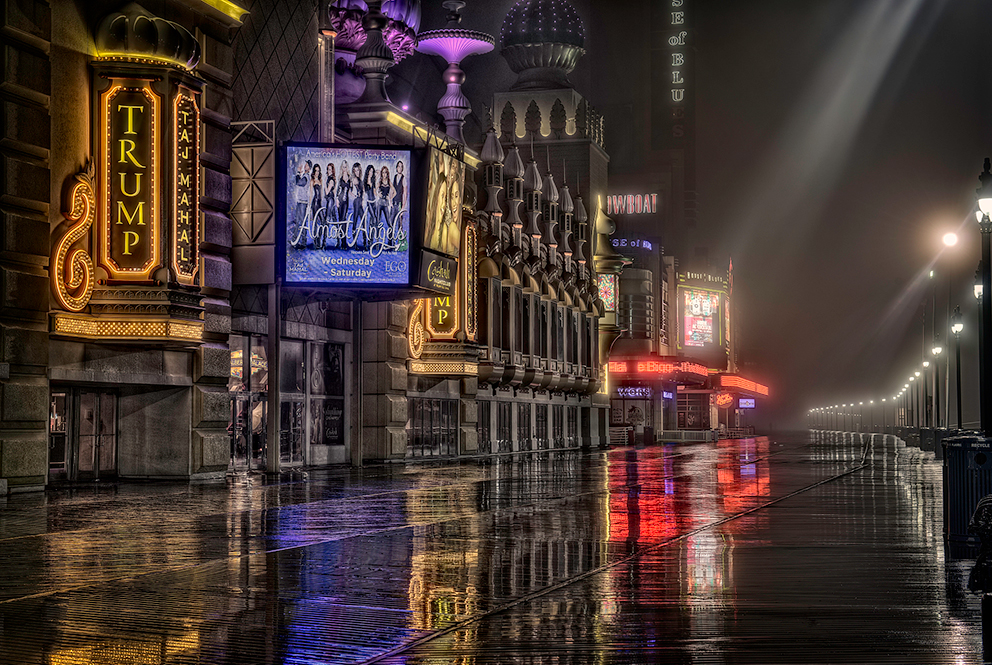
284 145 411 285
683 288 721 347
423 148 465 258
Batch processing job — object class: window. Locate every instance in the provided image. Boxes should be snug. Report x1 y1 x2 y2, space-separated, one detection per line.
536 404 548 449
518 402 531 450
497 401 513 452
478 400 492 454
281 340 305 394
552 405 564 448
409 398 458 457
522 298 531 355
567 406 578 446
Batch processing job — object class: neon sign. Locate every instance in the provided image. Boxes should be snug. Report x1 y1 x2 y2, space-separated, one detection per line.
608 360 708 380
99 82 161 280
715 392 734 408
172 87 199 285
52 168 96 311
739 398 756 409
617 386 653 398
607 194 658 216
663 391 674 400
611 237 653 250
721 375 769 396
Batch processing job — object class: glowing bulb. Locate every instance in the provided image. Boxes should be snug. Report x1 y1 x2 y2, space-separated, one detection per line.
943 232 958 247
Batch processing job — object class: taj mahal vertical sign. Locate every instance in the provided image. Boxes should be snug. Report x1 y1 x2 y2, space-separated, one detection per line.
173 87 200 285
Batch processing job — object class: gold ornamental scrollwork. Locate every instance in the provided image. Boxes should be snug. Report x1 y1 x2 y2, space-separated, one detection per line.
52 164 96 312
408 299 427 359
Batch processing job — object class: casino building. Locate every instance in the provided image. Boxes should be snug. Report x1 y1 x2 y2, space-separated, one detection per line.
0 0 627 493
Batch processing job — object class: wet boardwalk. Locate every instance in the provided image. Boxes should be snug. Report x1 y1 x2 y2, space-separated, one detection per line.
0 433 981 664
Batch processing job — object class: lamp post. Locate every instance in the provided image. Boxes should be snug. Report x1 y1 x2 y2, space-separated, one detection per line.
952 305 964 430
922 361 931 428
932 338 943 429
976 158 992 436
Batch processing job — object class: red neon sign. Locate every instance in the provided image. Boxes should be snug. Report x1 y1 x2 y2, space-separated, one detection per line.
721 375 769 396
609 360 708 379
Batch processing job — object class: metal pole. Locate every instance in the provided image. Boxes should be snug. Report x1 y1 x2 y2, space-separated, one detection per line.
984 223 992 435
266 279 282 474
956 330 963 429
351 297 363 467
934 353 941 429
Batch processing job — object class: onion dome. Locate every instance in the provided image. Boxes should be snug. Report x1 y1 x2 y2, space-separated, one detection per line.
542 172 558 203
574 195 587 224
504 145 525 179
328 0 421 64
559 184 574 214
524 159 542 192
481 127 505 164
95 2 200 70
500 0 585 90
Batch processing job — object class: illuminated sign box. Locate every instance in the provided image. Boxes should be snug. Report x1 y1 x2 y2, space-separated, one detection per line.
281 144 412 286
721 375 770 397
739 398 756 409
617 386 652 398
608 360 709 382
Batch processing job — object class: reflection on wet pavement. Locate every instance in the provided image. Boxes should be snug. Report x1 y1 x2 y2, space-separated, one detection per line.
0 433 981 664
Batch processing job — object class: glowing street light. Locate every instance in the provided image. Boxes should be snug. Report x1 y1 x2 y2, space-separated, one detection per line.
944 232 959 247
951 305 964 429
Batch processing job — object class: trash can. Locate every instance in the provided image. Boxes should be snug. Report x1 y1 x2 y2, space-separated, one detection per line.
921 428 935 453
943 435 992 544
643 426 654 444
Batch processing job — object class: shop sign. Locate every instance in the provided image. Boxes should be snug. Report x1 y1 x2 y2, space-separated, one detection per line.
99 82 161 280
739 398 756 409
617 386 653 398
418 249 456 295
173 88 199 284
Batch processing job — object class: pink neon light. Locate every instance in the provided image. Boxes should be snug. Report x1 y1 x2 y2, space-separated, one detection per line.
721 375 769 396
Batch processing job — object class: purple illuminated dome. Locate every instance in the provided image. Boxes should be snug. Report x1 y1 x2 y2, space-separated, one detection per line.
500 0 586 90
328 0 422 103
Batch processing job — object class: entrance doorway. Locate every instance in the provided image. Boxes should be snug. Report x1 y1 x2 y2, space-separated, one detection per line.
49 389 118 482
230 392 267 470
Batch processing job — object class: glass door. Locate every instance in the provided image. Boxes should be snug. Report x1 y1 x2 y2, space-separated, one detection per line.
77 391 117 480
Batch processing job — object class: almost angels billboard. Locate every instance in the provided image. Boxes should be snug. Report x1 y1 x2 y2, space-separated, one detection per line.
282 144 412 286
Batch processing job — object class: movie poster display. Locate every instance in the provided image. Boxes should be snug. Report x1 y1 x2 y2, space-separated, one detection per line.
423 148 465 259
283 145 411 285
682 288 721 348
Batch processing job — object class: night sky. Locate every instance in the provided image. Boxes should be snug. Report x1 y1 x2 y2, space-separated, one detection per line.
399 0 992 430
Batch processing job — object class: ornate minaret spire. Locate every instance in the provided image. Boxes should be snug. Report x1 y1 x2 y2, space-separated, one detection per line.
572 180 588 265
523 155 543 239
354 0 395 104
541 168 559 250
504 144 525 230
481 125 504 220
559 167 574 260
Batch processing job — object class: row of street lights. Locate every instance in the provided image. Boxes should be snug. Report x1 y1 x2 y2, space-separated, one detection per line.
811 160 992 434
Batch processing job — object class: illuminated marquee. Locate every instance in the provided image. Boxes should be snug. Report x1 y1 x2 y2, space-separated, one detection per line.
608 360 709 381
172 87 199 285
99 82 161 281
465 224 477 341
52 168 96 312
617 386 653 398
721 375 769 396
607 193 658 216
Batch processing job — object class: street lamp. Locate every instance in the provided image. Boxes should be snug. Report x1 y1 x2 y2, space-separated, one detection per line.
923 361 931 428
952 305 964 429
932 338 943 429
976 158 992 435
